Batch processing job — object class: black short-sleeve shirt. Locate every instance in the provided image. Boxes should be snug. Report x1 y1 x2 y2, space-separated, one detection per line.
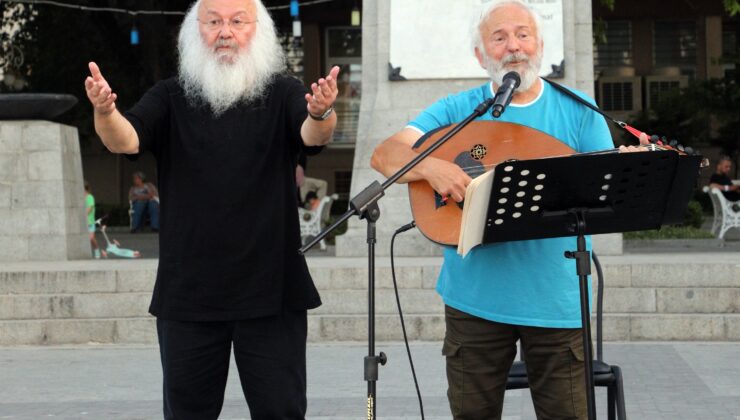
124 75 322 321
710 173 740 201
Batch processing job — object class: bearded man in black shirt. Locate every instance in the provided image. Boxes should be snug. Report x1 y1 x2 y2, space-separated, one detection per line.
84 0 338 418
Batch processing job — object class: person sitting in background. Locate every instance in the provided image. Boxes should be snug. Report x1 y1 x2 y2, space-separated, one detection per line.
300 175 328 204
128 171 160 232
303 190 321 211
295 150 327 207
709 156 740 211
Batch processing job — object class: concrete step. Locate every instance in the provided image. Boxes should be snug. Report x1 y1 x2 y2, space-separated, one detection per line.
0 292 152 319
0 254 738 345
2 286 738 320
2 256 738 293
1 313 739 345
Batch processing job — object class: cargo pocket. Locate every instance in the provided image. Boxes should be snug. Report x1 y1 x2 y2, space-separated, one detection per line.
442 338 461 357
442 339 464 417
569 343 585 362
568 343 587 418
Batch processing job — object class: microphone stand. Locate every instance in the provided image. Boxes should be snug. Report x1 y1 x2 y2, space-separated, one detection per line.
299 97 496 420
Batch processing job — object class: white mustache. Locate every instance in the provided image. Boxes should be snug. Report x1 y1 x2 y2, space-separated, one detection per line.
501 53 529 65
214 39 237 50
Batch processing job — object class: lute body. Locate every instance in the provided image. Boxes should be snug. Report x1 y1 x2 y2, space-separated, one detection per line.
408 121 576 246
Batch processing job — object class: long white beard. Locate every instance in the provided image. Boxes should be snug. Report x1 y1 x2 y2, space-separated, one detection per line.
178 24 285 116
483 50 542 92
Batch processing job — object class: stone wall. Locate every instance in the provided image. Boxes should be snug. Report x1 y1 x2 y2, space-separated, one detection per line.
0 121 89 261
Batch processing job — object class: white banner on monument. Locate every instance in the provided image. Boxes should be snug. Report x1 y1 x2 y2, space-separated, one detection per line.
389 0 564 80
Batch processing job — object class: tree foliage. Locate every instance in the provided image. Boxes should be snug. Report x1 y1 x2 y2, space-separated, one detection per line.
1 1 189 142
725 0 740 16
623 78 740 162
0 3 35 89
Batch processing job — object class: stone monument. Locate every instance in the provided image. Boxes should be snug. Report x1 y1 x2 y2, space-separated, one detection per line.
0 94 89 261
336 0 622 257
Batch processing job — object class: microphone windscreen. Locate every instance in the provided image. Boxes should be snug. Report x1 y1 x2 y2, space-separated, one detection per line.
503 71 521 88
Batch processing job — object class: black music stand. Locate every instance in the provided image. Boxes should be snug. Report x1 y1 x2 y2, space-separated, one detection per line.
479 150 703 419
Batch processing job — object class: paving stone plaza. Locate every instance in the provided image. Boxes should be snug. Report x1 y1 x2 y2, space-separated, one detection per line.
1 240 739 419
1 341 739 419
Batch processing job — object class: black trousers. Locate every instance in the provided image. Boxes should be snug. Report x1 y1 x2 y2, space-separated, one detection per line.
156 310 308 420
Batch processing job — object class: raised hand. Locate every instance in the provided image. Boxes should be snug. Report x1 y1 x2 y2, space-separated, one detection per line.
305 65 340 118
84 62 117 116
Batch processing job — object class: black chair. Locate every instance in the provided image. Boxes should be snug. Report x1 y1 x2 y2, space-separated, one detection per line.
506 251 627 420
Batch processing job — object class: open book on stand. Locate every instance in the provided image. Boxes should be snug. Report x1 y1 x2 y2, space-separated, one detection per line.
455 150 701 257
457 169 496 257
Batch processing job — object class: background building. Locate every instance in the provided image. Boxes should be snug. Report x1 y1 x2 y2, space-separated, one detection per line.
1 0 736 227
592 0 738 186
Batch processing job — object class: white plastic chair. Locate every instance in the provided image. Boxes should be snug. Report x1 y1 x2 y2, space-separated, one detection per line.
704 186 740 239
128 200 134 230
299 193 338 250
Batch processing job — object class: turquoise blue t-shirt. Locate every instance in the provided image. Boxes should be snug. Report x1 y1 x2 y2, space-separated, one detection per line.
408 80 614 328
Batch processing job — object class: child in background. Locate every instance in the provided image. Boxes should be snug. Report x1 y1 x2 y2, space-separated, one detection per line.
85 181 105 258
304 190 321 211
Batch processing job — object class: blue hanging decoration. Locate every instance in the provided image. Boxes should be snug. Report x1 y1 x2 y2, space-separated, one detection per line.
290 0 301 38
287 0 304 79
130 25 140 45
290 0 299 17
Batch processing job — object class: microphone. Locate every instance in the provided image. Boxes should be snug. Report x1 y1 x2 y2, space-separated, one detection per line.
491 72 521 118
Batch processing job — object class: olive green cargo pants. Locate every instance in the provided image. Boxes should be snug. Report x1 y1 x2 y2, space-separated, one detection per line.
443 305 588 420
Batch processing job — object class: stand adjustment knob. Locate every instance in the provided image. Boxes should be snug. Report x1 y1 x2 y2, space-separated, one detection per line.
378 352 387 366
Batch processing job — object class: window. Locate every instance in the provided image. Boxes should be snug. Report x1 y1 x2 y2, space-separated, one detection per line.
594 21 633 72
722 20 736 79
644 75 687 109
653 20 697 77
597 77 641 112
278 32 304 79
326 27 362 145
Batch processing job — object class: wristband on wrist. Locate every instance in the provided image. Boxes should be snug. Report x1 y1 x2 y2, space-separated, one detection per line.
309 106 334 121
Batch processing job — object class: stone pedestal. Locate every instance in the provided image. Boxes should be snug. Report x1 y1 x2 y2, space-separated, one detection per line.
337 0 622 257
0 121 89 261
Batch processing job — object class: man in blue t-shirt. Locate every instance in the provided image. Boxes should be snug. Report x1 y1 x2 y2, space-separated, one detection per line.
372 1 622 419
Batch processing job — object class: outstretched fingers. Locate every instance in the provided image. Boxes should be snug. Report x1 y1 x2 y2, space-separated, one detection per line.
85 61 117 115
89 62 104 81
305 66 341 116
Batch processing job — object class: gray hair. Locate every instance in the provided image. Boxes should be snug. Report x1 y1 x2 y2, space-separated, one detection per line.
470 0 543 52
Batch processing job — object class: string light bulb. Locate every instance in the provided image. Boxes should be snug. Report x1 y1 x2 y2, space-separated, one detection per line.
351 3 360 26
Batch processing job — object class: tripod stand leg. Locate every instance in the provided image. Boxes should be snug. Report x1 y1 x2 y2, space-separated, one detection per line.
578 270 597 420
566 210 597 420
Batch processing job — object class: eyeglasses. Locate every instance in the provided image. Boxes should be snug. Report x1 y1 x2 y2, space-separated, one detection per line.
197 17 257 32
